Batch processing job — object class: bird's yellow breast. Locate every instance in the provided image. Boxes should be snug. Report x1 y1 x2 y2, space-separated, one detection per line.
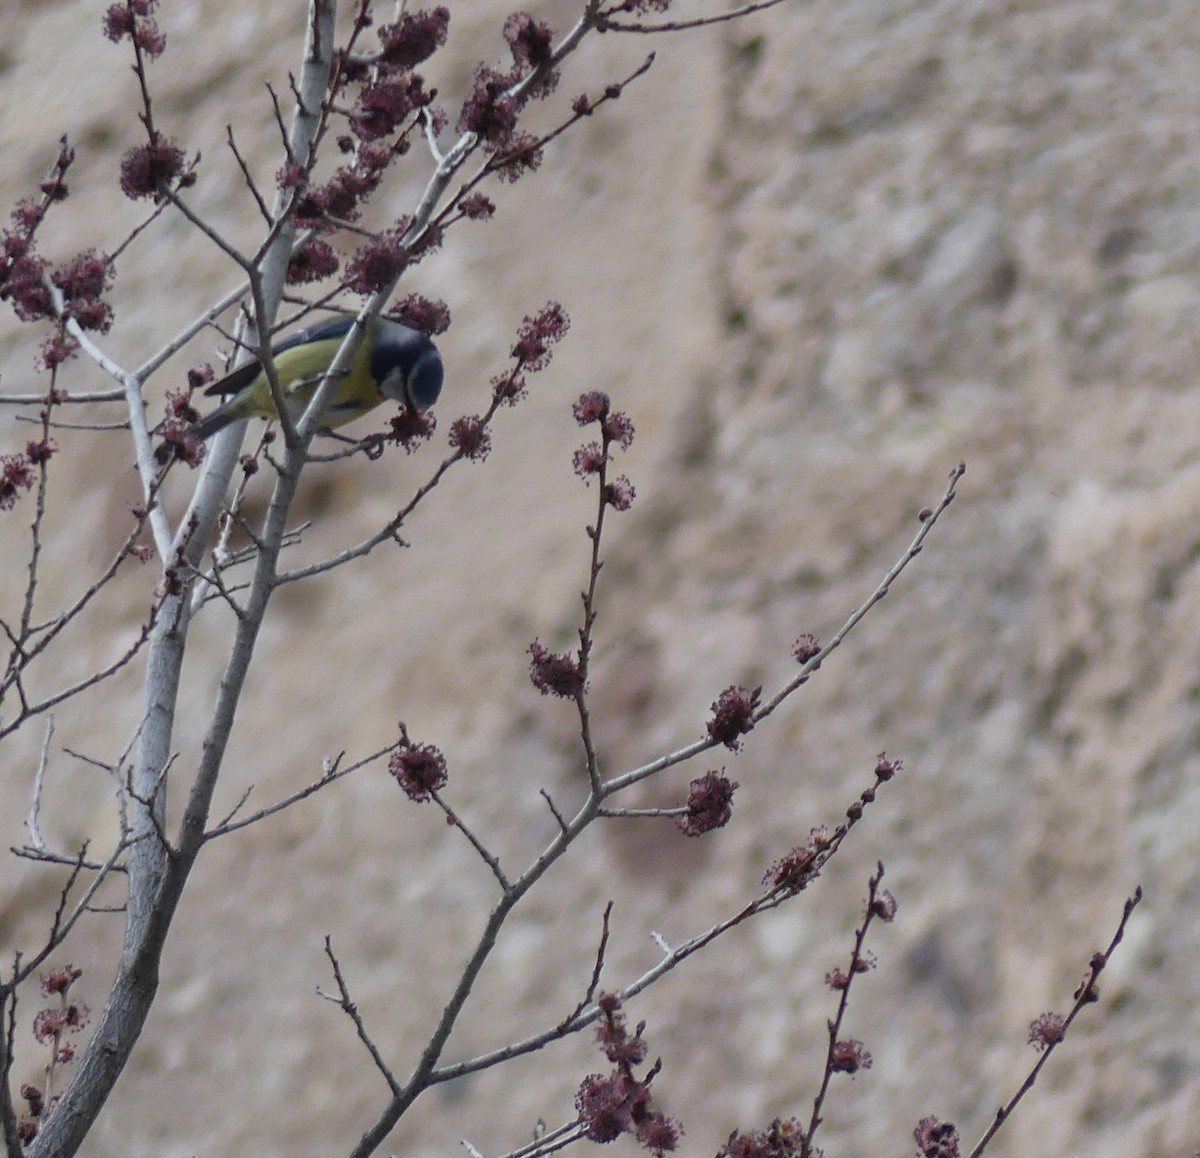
232 335 383 428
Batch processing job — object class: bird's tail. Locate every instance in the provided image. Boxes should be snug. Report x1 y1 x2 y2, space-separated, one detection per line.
153 397 244 465
192 397 244 442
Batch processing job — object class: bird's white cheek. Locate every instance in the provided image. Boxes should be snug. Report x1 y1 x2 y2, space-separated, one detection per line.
380 369 405 400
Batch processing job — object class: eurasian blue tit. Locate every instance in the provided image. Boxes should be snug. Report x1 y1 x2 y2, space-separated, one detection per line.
189 314 443 445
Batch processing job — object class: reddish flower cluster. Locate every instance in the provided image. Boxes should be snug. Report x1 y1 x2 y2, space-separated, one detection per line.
576 1073 680 1155
717 1117 805 1158
1 234 111 364
874 752 902 781
292 143 394 228
763 844 818 893
573 390 610 425
601 409 635 450
409 222 444 261
458 66 520 147
24 439 56 467
458 192 496 221
389 294 451 335
572 442 605 478
0 140 70 326
286 238 340 285
277 162 307 191
762 826 837 895
53 250 114 333
19 1081 44 1129
792 633 821 663
571 432 638 504
570 392 636 506
154 421 204 468
351 75 433 141
317 5 443 207
594 993 647 1067
39 332 79 370
32 1004 89 1047
32 965 90 1058
913 1116 960 1158
825 950 875 992
574 994 681 1156
491 366 527 406
604 475 636 511
870 889 898 922
488 302 570 406
512 301 570 371
448 415 490 461
377 8 450 70
706 685 761 751
0 443 54 511
40 965 82 996
492 134 545 185
676 770 738 836
102 0 165 56
504 13 555 74
389 741 448 802
828 1037 872 1074
528 639 583 698
345 228 411 295
384 407 437 453
846 754 905 823
4 248 53 323
187 363 215 391
1027 1010 1065 1051
456 12 557 175
119 133 188 201
20 1084 43 1117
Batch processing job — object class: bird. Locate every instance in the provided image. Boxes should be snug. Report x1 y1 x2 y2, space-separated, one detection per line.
158 315 443 461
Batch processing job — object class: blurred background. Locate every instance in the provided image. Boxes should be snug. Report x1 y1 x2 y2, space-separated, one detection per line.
1 1 1197 1155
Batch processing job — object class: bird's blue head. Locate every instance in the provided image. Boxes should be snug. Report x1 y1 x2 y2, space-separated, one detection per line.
373 322 444 413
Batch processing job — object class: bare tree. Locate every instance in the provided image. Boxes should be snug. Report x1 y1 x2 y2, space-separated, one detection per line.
0 3 1138 1157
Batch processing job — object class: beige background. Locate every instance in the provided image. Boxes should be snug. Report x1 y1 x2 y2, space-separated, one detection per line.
1 1 1197 1155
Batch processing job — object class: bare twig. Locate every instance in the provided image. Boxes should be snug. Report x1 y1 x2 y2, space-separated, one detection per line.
560 902 615 1027
428 787 510 890
601 467 964 799
599 0 791 33
6 838 132 988
42 282 174 559
226 125 273 225
319 937 401 1097
539 789 570 835
802 863 890 1155
3 498 156 709
23 716 56 854
966 887 1145 1158
596 805 687 819
427 756 895 1088
757 462 965 725
206 746 388 838
0 388 125 405
0 609 159 742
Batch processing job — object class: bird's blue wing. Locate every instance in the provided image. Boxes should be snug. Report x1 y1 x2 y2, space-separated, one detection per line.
204 316 358 397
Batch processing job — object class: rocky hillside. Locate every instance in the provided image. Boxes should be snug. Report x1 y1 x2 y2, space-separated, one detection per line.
0 2 1196 1155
